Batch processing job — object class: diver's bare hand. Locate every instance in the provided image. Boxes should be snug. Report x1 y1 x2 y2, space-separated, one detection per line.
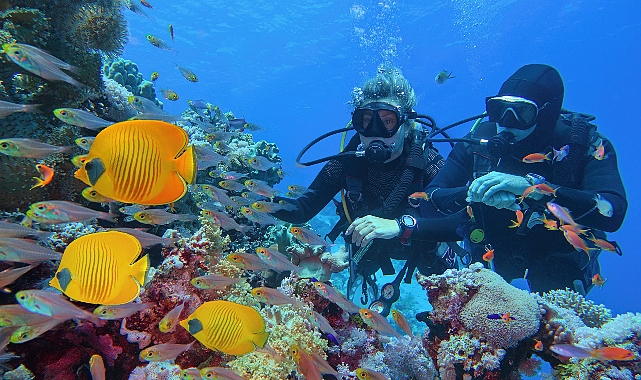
345 215 401 246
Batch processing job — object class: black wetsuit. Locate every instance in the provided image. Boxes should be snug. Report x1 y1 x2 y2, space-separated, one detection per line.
424 121 627 293
273 135 460 278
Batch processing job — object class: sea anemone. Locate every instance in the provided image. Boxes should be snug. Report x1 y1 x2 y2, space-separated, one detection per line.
66 3 128 57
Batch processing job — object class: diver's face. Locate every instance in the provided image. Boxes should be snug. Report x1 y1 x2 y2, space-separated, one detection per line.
497 124 536 141
359 123 408 163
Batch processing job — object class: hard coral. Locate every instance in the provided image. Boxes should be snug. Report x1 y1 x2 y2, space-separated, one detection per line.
542 288 612 328
103 58 156 101
67 3 128 58
459 269 541 349
417 263 543 379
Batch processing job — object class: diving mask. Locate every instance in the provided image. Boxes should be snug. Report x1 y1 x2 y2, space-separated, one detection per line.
352 102 408 138
486 95 547 130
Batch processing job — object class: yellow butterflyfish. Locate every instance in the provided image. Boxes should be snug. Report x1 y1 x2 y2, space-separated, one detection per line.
179 300 269 356
49 231 149 305
74 120 197 205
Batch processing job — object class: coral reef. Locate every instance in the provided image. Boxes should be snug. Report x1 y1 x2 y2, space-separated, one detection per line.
102 58 156 100
542 288 613 328
289 244 350 282
66 3 129 58
417 263 542 379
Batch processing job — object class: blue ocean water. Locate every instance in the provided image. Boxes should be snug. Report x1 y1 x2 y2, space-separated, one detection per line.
122 0 641 315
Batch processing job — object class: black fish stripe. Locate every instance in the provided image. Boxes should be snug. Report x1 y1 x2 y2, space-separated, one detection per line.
112 128 129 196
88 240 106 301
137 132 157 200
209 307 242 350
124 128 144 200
112 128 128 195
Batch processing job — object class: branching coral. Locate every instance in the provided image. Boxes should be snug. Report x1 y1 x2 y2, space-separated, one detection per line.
542 288 612 328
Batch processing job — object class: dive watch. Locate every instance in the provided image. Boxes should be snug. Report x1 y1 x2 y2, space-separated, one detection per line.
396 214 417 246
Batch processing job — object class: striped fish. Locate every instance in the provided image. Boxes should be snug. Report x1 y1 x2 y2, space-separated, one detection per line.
49 231 149 305
179 300 269 356
74 120 196 205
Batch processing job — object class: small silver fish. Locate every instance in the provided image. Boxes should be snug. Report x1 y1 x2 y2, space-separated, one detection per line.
2 43 83 87
175 65 198 82
0 100 39 118
0 138 71 159
53 108 112 130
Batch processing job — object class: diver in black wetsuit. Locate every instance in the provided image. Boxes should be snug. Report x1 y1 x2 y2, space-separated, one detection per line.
272 66 461 315
423 64 627 294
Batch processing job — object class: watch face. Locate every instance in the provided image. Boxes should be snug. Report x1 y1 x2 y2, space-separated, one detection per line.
401 215 416 227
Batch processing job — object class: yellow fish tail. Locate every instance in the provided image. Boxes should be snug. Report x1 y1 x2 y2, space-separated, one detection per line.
252 331 269 349
30 177 45 190
176 144 197 184
131 254 150 287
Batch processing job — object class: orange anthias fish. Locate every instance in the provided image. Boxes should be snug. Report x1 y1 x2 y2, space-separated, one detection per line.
592 273 607 287
540 214 558 231
49 231 149 305
482 244 494 262
179 300 269 355
30 164 54 190
251 287 306 308
592 141 609 160
533 339 543 351
560 225 595 259
509 210 524 228
520 183 557 202
522 152 551 163
74 120 197 205
550 343 636 362
546 202 578 227
588 234 617 253
408 192 429 201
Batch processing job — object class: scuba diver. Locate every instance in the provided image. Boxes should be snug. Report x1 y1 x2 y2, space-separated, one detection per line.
423 64 627 294
271 65 461 316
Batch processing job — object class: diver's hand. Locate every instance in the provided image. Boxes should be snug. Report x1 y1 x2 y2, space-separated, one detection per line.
468 171 530 201
477 190 521 211
345 215 400 246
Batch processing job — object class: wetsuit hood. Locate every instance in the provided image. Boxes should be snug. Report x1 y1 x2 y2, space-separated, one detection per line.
497 64 564 151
